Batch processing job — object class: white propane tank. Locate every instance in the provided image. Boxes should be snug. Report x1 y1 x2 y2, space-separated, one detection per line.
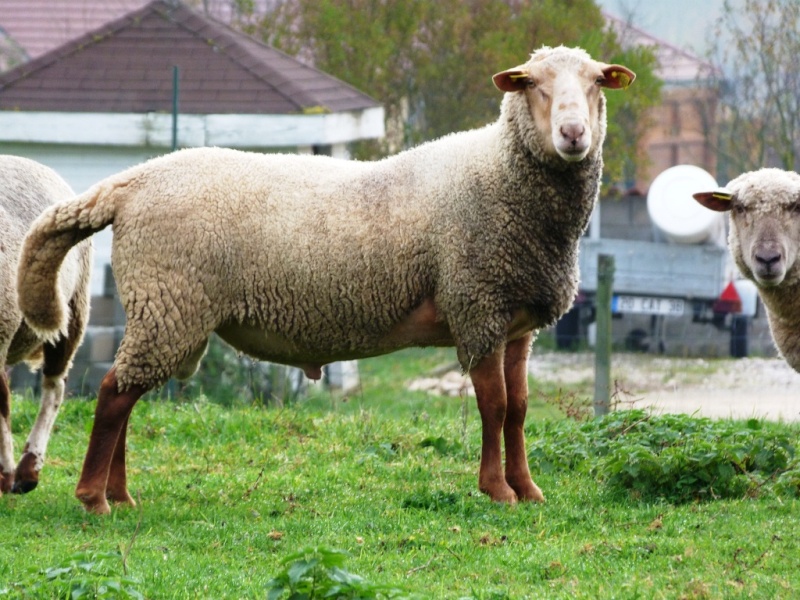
647 165 725 245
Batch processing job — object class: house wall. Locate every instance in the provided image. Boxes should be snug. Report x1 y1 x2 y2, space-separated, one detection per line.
638 85 718 191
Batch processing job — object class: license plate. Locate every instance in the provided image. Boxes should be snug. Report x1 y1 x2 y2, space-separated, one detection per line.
611 295 685 316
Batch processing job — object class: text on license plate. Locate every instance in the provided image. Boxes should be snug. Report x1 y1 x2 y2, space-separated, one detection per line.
611 295 685 316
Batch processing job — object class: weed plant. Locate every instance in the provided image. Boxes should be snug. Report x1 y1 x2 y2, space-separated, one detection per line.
527 410 800 502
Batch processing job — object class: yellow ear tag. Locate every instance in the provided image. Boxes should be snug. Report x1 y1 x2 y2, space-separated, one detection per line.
711 188 733 200
610 70 631 89
508 73 528 81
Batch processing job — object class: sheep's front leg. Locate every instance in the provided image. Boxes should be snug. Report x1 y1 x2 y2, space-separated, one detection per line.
503 333 544 502
470 346 517 503
0 371 14 494
75 368 145 514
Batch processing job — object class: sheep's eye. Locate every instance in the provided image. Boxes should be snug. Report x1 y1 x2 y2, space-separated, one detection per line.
733 203 746 216
595 77 605 86
789 202 800 215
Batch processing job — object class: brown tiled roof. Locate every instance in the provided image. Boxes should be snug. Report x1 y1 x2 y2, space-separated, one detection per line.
0 0 150 61
604 12 719 84
0 0 274 61
0 0 380 114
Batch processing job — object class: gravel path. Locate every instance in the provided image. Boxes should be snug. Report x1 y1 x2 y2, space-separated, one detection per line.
527 352 800 421
408 352 800 421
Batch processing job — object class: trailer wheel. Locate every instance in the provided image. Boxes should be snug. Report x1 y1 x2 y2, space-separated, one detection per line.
624 328 649 352
730 315 749 358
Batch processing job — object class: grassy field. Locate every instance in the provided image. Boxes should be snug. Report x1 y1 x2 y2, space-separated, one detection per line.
1 348 799 599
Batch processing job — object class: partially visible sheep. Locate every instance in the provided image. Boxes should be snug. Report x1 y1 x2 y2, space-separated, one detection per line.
694 169 800 371
18 45 635 514
0 155 92 496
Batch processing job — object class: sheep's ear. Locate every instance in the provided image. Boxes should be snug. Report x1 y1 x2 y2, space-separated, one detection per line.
600 65 636 90
693 189 735 212
493 69 530 92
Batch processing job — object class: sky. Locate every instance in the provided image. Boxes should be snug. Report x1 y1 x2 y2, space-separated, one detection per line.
595 0 728 56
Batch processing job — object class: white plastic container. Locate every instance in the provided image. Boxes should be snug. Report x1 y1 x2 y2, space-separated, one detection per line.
647 165 725 245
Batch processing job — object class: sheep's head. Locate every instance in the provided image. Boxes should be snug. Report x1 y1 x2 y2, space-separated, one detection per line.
493 45 635 162
694 169 800 288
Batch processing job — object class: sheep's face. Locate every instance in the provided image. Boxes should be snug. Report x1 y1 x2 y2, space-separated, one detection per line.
493 46 635 162
694 169 800 288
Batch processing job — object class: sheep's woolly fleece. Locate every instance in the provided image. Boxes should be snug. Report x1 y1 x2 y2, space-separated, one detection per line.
0 155 90 370
18 45 608 392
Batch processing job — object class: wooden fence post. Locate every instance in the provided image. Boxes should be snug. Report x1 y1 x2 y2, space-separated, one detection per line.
594 253 615 417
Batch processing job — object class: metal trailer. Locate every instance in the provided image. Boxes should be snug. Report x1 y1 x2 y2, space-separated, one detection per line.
554 168 761 356
557 237 754 355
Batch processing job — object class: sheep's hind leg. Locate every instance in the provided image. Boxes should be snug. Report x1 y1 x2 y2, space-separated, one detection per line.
502 332 544 502
12 375 65 493
0 371 14 494
105 414 134 506
75 368 147 514
14 340 70 493
16 303 88 493
470 346 517 503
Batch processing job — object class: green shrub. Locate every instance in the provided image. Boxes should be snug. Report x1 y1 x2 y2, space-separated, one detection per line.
527 410 799 502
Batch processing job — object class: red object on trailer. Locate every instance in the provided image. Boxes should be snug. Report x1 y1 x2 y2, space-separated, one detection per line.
713 281 742 314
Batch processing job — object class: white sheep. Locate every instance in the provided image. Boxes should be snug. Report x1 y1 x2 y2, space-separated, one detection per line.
0 155 92 496
694 168 800 371
17 45 635 514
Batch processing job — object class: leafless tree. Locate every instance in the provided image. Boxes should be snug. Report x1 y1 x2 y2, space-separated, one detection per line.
708 0 800 177
0 27 26 72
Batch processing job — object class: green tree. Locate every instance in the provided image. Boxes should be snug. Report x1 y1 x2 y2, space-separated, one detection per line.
236 0 660 185
242 0 424 156
708 0 800 176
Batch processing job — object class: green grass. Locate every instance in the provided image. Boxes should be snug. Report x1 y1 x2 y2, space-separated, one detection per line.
1 349 799 599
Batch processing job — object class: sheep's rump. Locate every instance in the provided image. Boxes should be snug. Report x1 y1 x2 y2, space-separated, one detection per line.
0 156 89 356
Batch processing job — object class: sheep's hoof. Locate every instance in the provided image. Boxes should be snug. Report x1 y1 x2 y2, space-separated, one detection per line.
481 481 519 504
76 489 111 515
106 489 136 507
512 481 545 503
0 470 12 494
517 482 545 502
13 453 40 494
11 479 38 494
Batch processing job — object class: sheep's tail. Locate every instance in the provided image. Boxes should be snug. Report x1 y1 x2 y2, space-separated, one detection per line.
18 181 119 342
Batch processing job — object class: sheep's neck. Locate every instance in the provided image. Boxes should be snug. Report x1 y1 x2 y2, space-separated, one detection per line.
521 152 601 236
757 282 800 370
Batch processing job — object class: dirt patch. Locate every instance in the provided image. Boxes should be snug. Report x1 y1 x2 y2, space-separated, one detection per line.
408 352 800 421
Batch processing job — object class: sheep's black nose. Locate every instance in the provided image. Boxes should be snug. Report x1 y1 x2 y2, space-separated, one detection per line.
755 250 781 269
560 123 585 146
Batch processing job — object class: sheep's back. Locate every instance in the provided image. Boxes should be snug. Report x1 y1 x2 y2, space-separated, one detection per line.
108 148 441 354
